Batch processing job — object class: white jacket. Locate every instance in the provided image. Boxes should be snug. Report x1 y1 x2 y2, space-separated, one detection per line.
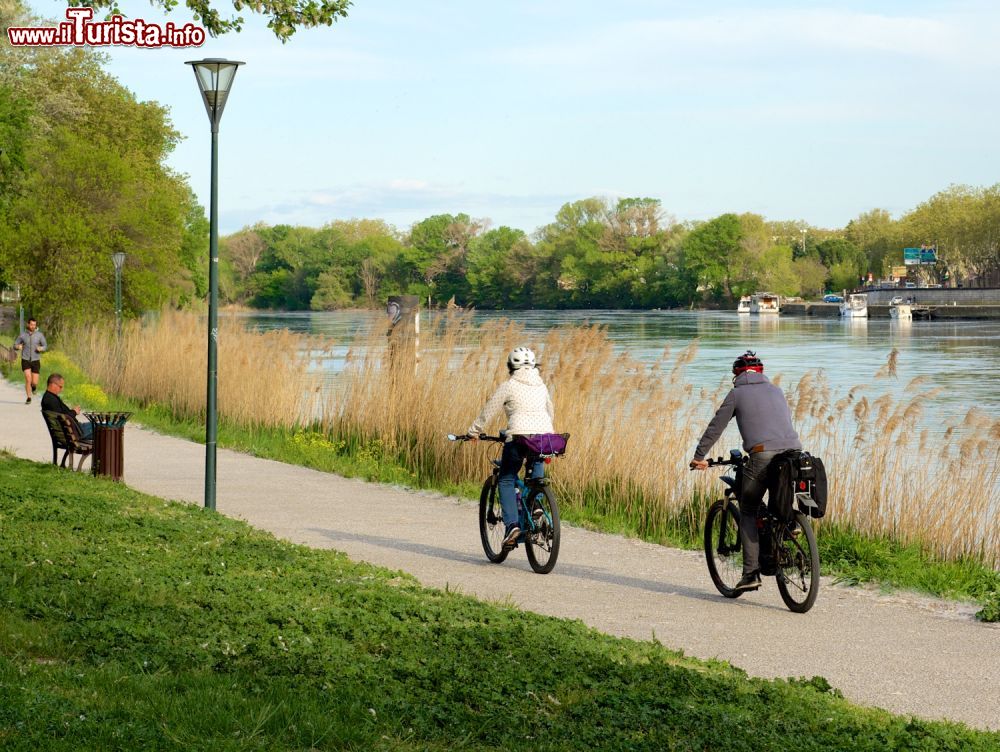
468 367 555 438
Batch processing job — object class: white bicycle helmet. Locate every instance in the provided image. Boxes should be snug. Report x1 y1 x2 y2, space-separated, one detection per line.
507 346 536 371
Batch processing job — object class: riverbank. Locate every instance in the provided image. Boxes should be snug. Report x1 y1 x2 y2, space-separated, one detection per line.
782 301 1000 319
776 288 1000 319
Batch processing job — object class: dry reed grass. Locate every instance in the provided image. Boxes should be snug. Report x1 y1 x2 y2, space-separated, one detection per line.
323 314 1000 567
65 310 999 567
64 309 322 429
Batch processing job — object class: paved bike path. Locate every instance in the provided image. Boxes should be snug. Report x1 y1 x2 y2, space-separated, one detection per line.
1 379 997 731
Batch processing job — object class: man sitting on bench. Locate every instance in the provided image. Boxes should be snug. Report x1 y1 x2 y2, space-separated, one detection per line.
41 373 93 440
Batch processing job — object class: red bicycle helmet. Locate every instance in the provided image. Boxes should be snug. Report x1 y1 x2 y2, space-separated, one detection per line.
732 350 764 375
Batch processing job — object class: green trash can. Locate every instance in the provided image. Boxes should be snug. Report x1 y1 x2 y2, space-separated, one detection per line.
84 411 133 481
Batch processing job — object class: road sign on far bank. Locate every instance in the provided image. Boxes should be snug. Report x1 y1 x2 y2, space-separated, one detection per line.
904 246 937 265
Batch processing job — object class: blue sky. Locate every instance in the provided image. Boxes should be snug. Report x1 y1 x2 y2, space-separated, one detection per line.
21 1 1000 235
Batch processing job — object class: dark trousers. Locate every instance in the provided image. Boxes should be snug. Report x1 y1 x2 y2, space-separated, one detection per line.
738 450 780 574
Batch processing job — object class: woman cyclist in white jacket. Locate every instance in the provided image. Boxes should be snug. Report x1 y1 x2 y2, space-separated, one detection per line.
467 346 555 547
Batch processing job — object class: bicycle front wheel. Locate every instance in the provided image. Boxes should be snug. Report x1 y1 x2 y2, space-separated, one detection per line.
479 476 508 563
776 511 820 613
704 499 744 598
524 485 560 574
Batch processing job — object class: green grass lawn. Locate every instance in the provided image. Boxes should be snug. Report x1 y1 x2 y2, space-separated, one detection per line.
0 456 996 751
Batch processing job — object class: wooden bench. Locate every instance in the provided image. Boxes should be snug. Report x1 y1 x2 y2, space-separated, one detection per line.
41 410 93 471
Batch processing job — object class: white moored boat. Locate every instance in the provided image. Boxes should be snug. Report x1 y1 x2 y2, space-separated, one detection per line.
889 296 912 320
750 292 780 314
737 295 752 314
839 293 868 318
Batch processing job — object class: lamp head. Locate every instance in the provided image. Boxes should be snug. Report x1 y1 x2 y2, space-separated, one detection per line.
185 58 245 129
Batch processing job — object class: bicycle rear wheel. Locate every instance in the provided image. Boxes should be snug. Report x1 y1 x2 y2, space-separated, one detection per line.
524 484 560 574
479 476 508 563
776 511 820 613
704 499 744 598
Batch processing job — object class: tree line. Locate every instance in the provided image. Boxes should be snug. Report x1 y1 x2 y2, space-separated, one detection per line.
2 0 998 330
218 189 1000 312
0 1 207 336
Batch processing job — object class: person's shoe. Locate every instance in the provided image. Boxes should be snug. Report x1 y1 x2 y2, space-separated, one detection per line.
734 571 761 592
31 385 37 394
25 397 31 404
502 524 521 548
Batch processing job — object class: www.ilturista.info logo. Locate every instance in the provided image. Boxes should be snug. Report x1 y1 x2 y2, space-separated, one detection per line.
6 7 205 48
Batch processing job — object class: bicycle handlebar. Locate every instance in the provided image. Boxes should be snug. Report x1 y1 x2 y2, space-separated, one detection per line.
706 449 746 467
447 433 504 444
705 453 746 467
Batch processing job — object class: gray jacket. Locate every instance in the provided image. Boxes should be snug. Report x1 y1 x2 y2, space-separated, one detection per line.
694 371 801 460
13 330 47 362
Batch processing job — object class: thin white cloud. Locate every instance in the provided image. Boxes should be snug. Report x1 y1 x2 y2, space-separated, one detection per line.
225 179 577 233
500 8 997 70
387 178 431 191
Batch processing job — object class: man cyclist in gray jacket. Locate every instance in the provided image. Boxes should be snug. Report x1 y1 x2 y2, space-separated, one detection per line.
689 351 801 592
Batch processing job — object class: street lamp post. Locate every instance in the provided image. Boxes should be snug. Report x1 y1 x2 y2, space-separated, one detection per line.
186 58 244 511
112 251 126 339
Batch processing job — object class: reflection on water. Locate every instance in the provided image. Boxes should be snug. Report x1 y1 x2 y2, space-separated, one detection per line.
739 314 779 335
233 309 1000 429
842 317 868 334
890 317 912 333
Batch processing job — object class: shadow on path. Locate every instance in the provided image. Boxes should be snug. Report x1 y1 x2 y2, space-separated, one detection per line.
310 527 486 567
308 526 780 609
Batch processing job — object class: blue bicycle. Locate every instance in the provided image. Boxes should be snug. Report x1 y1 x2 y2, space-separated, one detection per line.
449 433 562 574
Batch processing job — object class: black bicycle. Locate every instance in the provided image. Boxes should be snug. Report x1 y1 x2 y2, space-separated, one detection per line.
448 433 562 574
703 450 821 613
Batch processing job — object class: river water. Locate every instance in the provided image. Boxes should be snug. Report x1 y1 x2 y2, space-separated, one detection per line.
234 309 1000 431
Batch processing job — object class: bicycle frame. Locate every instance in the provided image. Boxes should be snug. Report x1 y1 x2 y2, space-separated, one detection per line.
448 432 560 558
486 446 554 539
710 452 783 571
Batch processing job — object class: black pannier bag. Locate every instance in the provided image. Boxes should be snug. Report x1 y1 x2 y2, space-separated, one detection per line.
805 455 828 518
767 450 828 521
767 452 798 522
